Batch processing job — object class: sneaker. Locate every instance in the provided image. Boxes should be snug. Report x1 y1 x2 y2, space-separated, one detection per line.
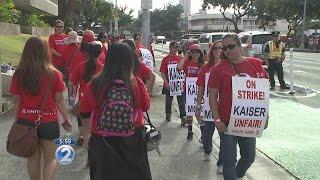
187 131 193 141
76 136 84 146
280 85 290 90
203 153 210 161
180 117 186 126
217 166 223 174
165 114 171 121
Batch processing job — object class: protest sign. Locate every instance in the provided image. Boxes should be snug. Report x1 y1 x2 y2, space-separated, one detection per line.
140 48 154 70
227 76 269 137
168 64 185 96
202 73 213 121
185 77 200 116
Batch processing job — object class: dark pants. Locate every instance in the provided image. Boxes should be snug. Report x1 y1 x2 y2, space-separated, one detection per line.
268 59 286 88
164 89 186 118
203 121 223 167
222 134 256 180
88 129 152 180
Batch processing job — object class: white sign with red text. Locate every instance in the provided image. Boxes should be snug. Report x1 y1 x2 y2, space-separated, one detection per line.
227 76 269 137
168 64 185 96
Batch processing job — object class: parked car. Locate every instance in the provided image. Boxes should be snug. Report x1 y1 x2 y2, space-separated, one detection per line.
198 32 233 58
238 31 272 65
180 34 200 52
155 36 166 44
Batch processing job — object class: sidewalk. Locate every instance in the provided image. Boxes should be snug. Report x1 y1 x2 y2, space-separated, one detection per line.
149 71 297 180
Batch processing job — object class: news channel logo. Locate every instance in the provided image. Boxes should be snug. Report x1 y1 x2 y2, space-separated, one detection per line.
54 136 76 165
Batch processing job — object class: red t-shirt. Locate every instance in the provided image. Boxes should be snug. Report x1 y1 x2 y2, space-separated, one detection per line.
159 54 181 80
70 61 103 100
60 43 79 73
10 70 65 122
183 60 201 78
98 51 106 65
80 77 150 136
49 33 67 67
196 64 214 87
208 58 269 125
68 50 87 78
135 62 152 82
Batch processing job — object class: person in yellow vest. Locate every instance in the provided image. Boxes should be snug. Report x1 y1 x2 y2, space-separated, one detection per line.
264 31 289 90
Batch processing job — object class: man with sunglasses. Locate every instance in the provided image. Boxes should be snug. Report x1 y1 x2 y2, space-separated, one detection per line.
264 31 289 90
49 19 67 74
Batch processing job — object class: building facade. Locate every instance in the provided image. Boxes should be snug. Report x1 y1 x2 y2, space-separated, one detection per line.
188 10 289 34
13 0 58 16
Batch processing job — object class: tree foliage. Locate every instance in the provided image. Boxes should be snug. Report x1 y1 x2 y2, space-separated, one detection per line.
117 6 135 31
150 4 183 39
250 0 278 31
0 0 21 24
74 0 113 29
203 0 254 33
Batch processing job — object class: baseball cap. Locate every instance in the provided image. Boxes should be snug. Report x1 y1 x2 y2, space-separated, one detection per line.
63 31 80 45
189 44 201 50
82 30 95 43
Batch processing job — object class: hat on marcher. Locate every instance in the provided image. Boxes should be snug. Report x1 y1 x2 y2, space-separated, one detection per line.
169 41 179 48
271 31 280 36
189 44 201 50
90 41 103 48
63 31 80 45
82 30 95 44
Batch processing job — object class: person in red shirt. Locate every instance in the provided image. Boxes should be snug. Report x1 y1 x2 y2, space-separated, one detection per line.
96 32 109 60
134 33 144 48
70 41 104 145
160 41 186 124
79 43 151 180
208 34 269 179
49 19 67 72
195 40 224 170
60 31 80 80
123 39 155 96
10 37 72 180
177 44 204 141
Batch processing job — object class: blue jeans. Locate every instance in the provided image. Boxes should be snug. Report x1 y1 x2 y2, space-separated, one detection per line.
203 121 223 167
221 134 256 180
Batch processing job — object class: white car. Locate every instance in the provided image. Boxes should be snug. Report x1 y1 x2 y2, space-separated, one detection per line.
155 36 166 44
238 31 272 65
198 32 233 58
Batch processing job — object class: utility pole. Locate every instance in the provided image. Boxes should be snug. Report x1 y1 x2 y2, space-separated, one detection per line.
141 0 152 47
114 0 119 35
300 0 307 49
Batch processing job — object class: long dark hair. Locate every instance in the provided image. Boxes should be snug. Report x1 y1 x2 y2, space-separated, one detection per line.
122 39 140 74
91 43 134 101
15 37 54 95
82 43 101 82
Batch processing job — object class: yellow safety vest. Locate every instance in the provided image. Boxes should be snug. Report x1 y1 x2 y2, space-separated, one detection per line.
268 41 285 60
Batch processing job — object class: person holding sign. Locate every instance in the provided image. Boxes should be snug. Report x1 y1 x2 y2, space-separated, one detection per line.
160 41 186 124
177 44 204 141
208 34 269 180
195 41 224 171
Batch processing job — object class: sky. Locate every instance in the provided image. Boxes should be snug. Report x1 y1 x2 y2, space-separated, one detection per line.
113 0 219 18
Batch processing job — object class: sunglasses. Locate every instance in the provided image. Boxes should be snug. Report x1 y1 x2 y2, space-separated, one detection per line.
191 50 200 54
222 44 237 51
212 46 222 50
56 26 63 28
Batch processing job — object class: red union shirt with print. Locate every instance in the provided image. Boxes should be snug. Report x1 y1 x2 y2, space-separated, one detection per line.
10 70 65 122
196 64 214 87
208 58 269 125
80 77 150 136
159 54 181 80
49 33 67 67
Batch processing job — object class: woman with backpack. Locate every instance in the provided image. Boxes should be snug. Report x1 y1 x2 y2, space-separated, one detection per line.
70 41 104 145
9 37 72 180
177 44 204 141
80 43 152 180
195 40 224 171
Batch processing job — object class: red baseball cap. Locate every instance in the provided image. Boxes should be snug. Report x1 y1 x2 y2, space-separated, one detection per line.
189 44 201 50
82 30 95 43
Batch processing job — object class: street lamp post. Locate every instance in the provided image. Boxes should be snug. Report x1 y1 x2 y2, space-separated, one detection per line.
300 0 307 49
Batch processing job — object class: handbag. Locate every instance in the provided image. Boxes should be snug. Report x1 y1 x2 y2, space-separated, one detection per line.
144 111 161 151
6 74 53 158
